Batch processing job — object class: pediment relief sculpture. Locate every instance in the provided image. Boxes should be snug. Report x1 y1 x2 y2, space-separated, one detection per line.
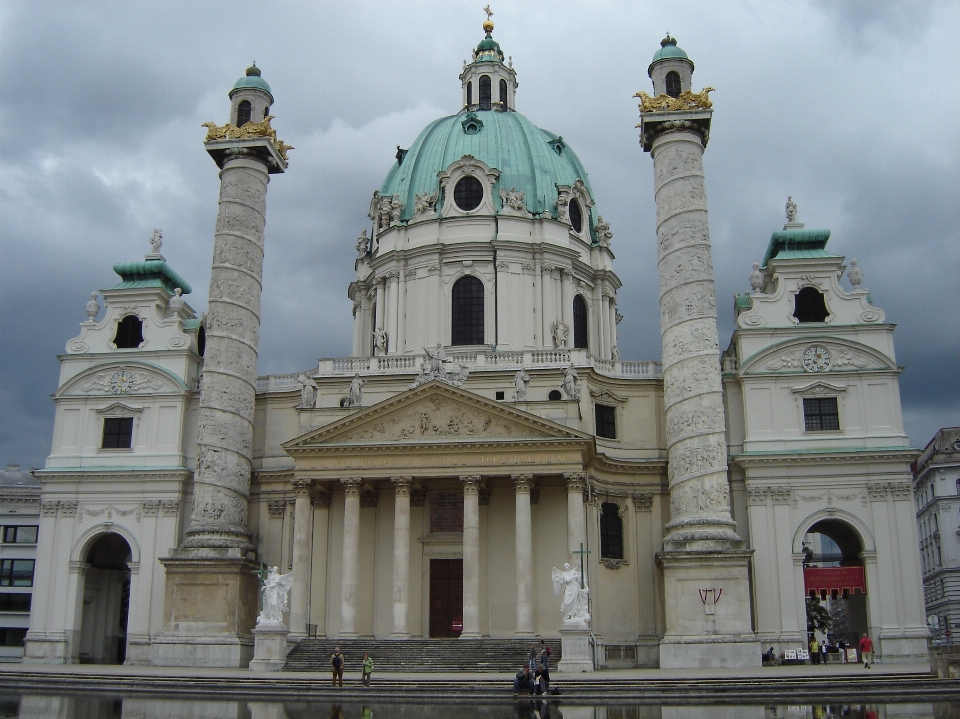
63 364 183 396
741 340 894 375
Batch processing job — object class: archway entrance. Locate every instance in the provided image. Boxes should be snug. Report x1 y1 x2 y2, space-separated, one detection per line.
429 559 463 638
802 519 868 651
78 533 131 664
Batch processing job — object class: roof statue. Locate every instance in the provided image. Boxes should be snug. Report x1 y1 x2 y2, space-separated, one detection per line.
786 196 798 223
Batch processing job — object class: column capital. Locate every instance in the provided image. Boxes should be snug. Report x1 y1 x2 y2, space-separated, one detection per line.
341 477 363 497
291 478 313 497
564 472 587 492
633 492 654 511
460 475 482 494
512 474 534 493
562 268 574 280
391 476 413 496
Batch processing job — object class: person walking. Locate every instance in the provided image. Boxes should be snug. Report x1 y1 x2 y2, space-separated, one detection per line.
538 639 552 669
859 632 874 669
330 646 345 687
361 652 374 686
838 638 847 663
820 640 828 665
527 644 538 671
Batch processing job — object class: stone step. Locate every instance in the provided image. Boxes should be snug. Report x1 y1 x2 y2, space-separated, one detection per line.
284 638 563 673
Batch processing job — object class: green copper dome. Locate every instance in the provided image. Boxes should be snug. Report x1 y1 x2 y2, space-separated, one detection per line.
379 110 599 238
649 34 692 70
474 33 504 62
229 63 273 100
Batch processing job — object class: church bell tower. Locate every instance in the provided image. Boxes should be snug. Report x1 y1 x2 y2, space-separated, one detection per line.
157 65 289 668
637 36 759 669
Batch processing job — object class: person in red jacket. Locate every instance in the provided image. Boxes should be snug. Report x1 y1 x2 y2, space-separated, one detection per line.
858 633 874 669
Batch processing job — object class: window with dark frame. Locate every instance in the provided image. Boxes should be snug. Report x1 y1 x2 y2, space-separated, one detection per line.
665 71 682 98
600 502 624 560
595 403 616 439
453 176 484 211
548 389 562 401
0 628 27 646
102 417 134 449
499 79 508 108
803 397 840 432
479 75 492 109
467 81 473 106
0 593 31 612
451 276 484 346
0 560 34 587
573 295 589 349
113 315 144 349
2 526 37 544
236 100 252 127
793 286 829 323
569 199 583 233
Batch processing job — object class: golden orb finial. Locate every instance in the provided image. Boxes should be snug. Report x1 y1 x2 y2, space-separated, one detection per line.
482 4 494 33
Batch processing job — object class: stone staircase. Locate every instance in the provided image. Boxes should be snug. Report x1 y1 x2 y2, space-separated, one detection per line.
283 638 562 673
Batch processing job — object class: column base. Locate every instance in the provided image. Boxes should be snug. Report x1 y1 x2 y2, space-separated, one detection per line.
153 549 260 668
459 632 483 639
390 632 411 639
656 547 760 670
558 624 594 673
249 623 291 672
22 632 71 664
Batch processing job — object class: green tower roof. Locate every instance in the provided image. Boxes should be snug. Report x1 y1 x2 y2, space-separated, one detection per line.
649 34 693 74
230 63 273 100
762 228 836 268
378 109 599 239
109 260 192 295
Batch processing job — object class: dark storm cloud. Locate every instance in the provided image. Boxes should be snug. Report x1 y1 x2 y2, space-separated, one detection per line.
2 1 957 470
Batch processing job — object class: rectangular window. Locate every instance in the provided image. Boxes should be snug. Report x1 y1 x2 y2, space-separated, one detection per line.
0 628 27 646
802 397 840 432
595 404 617 439
2 526 38 544
0 560 35 587
101 417 134 449
0 593 31 613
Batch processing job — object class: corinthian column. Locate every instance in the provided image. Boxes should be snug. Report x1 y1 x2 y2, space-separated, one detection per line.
513 474 534 637
339 478 362 637
564 472 587 557
288 479 314 639
460 475 482 639
391 477 412 638
646 124 740 551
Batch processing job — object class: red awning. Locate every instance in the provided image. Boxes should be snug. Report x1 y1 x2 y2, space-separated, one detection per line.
804 566 866 595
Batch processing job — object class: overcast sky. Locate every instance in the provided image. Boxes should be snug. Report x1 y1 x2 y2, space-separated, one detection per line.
2 0 958 470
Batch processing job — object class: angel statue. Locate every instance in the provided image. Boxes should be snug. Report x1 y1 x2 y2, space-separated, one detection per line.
552 563 589 623
258 566 294 625
149 228 163 255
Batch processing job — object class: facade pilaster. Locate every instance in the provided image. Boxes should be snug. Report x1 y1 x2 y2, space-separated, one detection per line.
513 474 535 637
398 267 408 354
351 296 363 357
460 475 482 638
288 479 314 639
339 478 362 637
564 472 587 557
561 270 574 340
374 279 385 352
386 271 400 354
391 477 412 637
601 292 612 359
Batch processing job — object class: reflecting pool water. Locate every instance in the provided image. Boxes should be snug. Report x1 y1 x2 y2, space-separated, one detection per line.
1 695 957 719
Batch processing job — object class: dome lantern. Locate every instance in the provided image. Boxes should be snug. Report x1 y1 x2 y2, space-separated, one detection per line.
228 62 273 127
647 33 695 98
460 11 518 112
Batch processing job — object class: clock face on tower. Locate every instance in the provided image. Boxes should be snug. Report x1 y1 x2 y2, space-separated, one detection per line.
802 345 831 372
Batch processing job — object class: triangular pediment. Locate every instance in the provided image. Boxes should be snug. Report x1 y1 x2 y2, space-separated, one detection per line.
283 381 590 451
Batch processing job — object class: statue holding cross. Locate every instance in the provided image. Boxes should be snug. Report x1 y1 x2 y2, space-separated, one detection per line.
552 543 591 624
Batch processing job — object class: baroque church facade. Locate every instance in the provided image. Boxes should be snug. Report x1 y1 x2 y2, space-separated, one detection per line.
23 21 928 669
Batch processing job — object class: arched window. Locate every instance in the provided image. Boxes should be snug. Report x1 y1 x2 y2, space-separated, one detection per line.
568 199 583 233
236 100 252 127
573 295 588 349
600 503 624 560
467 81 473 106
665 71 681 98
793 287 829 323
114 315 143 349
499 79 508 108
263 105 270 119
479 75 492 110
451 276 485 346
548 389 562 401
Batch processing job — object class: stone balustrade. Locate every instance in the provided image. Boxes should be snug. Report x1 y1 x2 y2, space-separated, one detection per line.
253 352 662 393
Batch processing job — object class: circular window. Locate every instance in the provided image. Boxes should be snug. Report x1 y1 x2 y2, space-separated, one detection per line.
569 199 583 233
454 176 484 212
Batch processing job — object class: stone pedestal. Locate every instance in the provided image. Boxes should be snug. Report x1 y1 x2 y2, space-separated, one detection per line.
657 550 760 669
151 551 259 668
557 621 594 673
249 623 290 672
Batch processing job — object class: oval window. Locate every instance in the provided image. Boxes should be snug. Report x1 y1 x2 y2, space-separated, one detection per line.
569 199 583 233
454 176 484 211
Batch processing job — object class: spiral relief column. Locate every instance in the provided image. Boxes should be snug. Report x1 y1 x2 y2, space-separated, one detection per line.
638 36 758 668
158 64 289 668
